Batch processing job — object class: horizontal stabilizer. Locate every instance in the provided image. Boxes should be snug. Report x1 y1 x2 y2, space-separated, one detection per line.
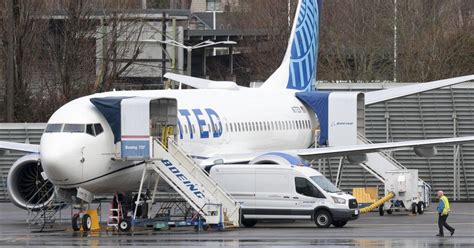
365 75 474 106
164 73 240 90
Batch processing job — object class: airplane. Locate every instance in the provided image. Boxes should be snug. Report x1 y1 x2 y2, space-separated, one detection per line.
1 0 473 218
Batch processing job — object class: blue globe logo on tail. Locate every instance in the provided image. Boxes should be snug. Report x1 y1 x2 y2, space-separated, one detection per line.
287 0 321 91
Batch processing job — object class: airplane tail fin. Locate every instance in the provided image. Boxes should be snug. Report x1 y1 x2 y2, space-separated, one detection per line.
261 0 322 92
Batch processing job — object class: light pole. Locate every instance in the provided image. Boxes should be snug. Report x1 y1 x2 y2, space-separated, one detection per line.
144 39 237 76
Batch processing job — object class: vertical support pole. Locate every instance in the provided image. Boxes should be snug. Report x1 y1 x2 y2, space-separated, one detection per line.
229 46 234 76
133 165 148 230
161 12 167 84
335 157 344 188
187 48 192 76
172 17 177 73
393 0 397 82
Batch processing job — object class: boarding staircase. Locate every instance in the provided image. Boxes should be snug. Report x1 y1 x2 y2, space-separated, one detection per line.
135 138 240 228
355 133 430 191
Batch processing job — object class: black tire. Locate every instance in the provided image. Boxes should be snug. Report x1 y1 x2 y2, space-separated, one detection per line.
379 205 384 216
417 201 425 214
241 219 257 228
119 218 131 232
82 214 92 231
314 210 332 228
72 214 80 231
387 209 393 215
332 221 347 228
411 203 417 214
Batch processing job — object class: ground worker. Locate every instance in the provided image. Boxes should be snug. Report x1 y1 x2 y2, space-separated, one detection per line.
436 190 455 237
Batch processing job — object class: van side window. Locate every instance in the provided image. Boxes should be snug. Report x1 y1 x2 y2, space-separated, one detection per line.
295 177 325 198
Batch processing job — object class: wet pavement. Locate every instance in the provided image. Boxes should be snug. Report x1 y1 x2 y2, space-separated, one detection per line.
1 202 473 247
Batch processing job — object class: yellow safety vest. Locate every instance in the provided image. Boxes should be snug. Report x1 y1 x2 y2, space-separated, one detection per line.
440 195 450 216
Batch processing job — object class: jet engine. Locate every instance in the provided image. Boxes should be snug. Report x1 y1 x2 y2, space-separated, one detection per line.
7 154 55 210
249 152 310 166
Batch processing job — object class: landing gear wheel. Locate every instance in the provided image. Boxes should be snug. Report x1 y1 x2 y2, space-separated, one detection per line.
333 221 347 228
241 219 257 228
411 203 417 214
387 209 393 215
72 214 80 231
379 205 384 216
314 210 332 228
82 214 92 231
119 217 131 232
417 201 425 214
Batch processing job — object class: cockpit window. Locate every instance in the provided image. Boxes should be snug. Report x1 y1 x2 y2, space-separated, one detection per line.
45 124 63 133
86 124 95 136
94 124 103 135
63 124 85 133
45 123 103 135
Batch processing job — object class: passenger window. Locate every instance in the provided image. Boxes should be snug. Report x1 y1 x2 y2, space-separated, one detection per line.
86 124 95 136
45 124 63 133
94 124 103 135
63 124 85 133
295 177 325 198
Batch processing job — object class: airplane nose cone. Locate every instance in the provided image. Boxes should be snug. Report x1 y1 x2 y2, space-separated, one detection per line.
40 136 83 184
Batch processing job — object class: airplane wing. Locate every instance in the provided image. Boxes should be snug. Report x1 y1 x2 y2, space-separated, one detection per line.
164 73 240 90
296 136 474 160
365 75 474 106
0 141 39 153
201 136 474 165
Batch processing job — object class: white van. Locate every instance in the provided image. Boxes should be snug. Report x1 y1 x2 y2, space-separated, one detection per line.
209 165 359 228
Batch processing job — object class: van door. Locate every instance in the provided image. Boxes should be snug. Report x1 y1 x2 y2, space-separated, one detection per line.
254 169 296 218
293 177 326 218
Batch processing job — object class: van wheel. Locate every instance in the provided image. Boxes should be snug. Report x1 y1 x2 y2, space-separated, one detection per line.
332 221 347 228
241 219 257 228
387 209 393 214
417 201 424 214
314 210 332 228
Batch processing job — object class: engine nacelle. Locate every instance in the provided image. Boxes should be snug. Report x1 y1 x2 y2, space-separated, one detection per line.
7 154 55 210
414 145 438 157
249 152 310 166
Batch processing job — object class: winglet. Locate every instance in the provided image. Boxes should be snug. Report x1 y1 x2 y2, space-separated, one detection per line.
365 75 474 106
164 73 240 90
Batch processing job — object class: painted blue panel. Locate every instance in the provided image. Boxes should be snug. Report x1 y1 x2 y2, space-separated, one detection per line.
122 140 150 158
90 97 132 143
295 91 329 146
287 0 321 92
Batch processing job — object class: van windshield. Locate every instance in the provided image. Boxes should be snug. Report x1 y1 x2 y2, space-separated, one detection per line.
310 176 341 193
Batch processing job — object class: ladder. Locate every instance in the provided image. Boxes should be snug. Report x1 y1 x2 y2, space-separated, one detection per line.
133 138 240 228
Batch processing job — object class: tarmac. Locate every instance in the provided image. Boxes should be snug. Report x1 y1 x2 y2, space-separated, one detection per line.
0 202 473 247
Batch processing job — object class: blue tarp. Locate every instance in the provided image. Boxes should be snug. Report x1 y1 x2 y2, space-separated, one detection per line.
90 97 131 143
295 91 330 146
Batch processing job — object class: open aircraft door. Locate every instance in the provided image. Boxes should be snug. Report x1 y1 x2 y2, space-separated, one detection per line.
120 97 178 160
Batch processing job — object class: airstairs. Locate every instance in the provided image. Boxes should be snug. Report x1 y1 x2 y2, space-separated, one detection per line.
26 184 67 231
134 137 240 229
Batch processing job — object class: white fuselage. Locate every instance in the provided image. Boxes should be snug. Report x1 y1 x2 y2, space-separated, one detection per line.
40 88 318 193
